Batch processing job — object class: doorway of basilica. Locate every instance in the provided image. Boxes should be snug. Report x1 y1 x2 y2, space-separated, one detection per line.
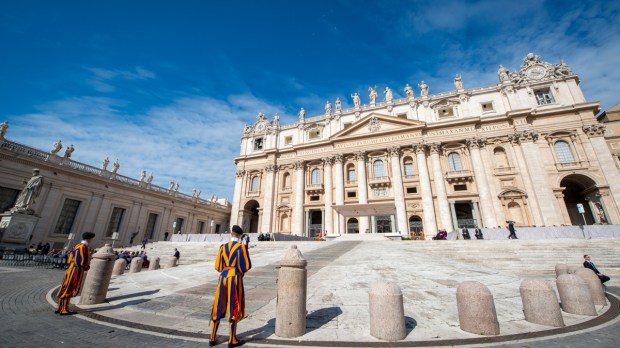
454 202 477 228
375 215 392 233
347 218 359 234
242 200 260 233
409 215 423 234
560 175 598 225
308 209 323 238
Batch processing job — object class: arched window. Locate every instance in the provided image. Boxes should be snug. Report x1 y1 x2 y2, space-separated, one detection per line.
554 141 575 163
311 168 321 185
347 164 356 182
373 159 385 177
282 172 291 189
403 157 414 176
448 152 463 171
493 147 509 168
250 176 260 192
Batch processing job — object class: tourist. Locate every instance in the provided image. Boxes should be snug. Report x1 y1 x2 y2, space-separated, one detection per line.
55 232 94 315
507 221 518 239
461 227 471 240
209 225 252 348
141 236 148 250
164 231 169 241
583 255 610 284
173 248 180 261
474 227 484 240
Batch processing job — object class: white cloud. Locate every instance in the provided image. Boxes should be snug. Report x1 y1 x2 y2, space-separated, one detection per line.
6 94 280 199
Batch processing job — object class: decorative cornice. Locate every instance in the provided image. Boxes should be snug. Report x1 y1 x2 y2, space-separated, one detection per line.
354 151 366 161
322 156 334 166
412 143 427 155
293 161 305 170
466 137 487 150
582 124 606 137
264 164 278 173
428 143 442 155
514 130 539 143
333 154 344 164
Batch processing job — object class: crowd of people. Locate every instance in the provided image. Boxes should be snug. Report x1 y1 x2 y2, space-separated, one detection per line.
115 250 150 268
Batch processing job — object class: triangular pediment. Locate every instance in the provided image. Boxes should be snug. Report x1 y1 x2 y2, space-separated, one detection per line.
331 113 427 140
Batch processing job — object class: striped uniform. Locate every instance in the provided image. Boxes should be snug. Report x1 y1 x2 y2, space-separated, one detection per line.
56 242 90 314
210 240 251 345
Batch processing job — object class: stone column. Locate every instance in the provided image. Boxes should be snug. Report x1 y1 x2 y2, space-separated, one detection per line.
355 151 370 233
333 154 345 235
79 244 116 305
230 170 245 226
516 131 561 226
261 164 277 233
275 245 308 338
388 146 408 235
467 138 497 228
509 135 544 226
429 143 454 232
450 202 459 231
322 157 334 235
293 161 305 236
413 143 437 235
584 125 620 212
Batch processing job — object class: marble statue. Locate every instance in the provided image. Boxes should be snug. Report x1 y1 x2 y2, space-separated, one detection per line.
498 65 510 82
325 100 332 114
192 188 201 198
174 183 179 192
418 81 429 97
595 202 608 224
256 112 266 122
404 84 414 98
368 86 377 104
112 159 120 174
244 125 252 134
335 97 341 112
11 168 44 214
101 157 110 171
63 144 74 159
51 140 62 154
351 93 361 108
273 113 280 126
454 74 463 90
139 170 146 182
384 86 393 102
147 174 153 183
299 108 306 121
168 180 174 191
0 121 8 138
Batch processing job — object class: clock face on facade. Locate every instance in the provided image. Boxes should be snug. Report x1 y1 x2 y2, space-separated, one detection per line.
526 66 546 80
255 123 265 132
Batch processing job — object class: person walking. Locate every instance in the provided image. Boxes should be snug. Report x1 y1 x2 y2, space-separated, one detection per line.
55 232 94 315
507 221 518 239
209 225 252 348
141 236 148 250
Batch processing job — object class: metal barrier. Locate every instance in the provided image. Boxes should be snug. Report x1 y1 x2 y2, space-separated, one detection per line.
0 249 68 269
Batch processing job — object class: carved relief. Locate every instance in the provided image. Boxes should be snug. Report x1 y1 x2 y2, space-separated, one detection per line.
428 143 442 155
322 156 334 166
412 143 427 155
368 117 381 133
466 137 487 150
333 154 344 164
235 170 246 178
387 146 400 157
513 130 538 143
264 164 278 173
582 124 606 137
294 161 305 170
354 151 366 161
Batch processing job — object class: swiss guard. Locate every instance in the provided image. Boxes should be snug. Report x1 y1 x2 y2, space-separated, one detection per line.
55 232 94 315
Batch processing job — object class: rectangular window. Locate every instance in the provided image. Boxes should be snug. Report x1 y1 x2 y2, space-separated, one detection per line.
146 213 158 239
406 187 417 194
254 138 264 150
174 217 184 234
481 102 494 113
347 168 356 182
347 191 357 198
438 107 454 117
53 199 82 235
105 207 126 237
309 129 321 140
310 195 320 201
397 113 408 119
0 187 20 213
284 136 293 145
534 88 555 105
343 123 352 129
454 184 467 191
197 220 205 234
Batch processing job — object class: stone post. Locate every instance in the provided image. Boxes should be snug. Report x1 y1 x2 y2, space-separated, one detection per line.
275 245 307 338
129 257 142 273
555 264 568 278
369 282 406 341
79 244 116 305
567 265 581 274
575 269 607 306
166 257 178 268
456 281 500 335
519 279 564 327
556 274 597 316
148 257 160 271
112 259 127 276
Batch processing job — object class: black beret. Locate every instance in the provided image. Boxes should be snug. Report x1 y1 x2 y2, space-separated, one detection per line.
82 232 96 240
231 225 243 235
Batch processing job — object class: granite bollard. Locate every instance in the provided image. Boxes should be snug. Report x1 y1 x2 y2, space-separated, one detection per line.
79 244 116 305
555 264 568 278
556 274 597 316
567 265 581 274
275 245 307 338
166 256 178 268
148 257 160 270
369 282 406 341
575 269 607 306
519 279 564 327
456 281 500 335
129 257 142 273
112 259 127 276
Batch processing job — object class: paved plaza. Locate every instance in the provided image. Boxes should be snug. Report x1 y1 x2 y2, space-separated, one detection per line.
1 239 619 347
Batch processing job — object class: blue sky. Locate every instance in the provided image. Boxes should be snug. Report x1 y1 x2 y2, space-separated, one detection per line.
1 0 619 200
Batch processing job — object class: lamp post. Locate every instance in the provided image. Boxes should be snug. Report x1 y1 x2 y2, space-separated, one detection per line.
111 231 119 248
65 233 75 251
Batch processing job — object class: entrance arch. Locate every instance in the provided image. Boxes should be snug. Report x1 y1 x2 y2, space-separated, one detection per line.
347 218 359 234
559 174 598 225
242 200 260 233
409 215 423 234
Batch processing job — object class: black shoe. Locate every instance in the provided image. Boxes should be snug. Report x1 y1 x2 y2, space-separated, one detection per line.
228 341 244 348
209 340 216 347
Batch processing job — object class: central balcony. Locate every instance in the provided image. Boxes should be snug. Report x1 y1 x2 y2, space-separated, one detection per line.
445 170 474 183
305 184 324 194
368 176 391 188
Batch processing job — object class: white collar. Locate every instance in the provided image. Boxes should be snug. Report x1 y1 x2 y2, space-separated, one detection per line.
231 237 240 242
81 240 89 246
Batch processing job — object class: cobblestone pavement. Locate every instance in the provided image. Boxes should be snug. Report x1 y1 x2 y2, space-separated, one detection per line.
0 265 618 348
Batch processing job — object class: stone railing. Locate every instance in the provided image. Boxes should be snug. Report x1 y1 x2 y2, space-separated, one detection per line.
0 138 229 211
